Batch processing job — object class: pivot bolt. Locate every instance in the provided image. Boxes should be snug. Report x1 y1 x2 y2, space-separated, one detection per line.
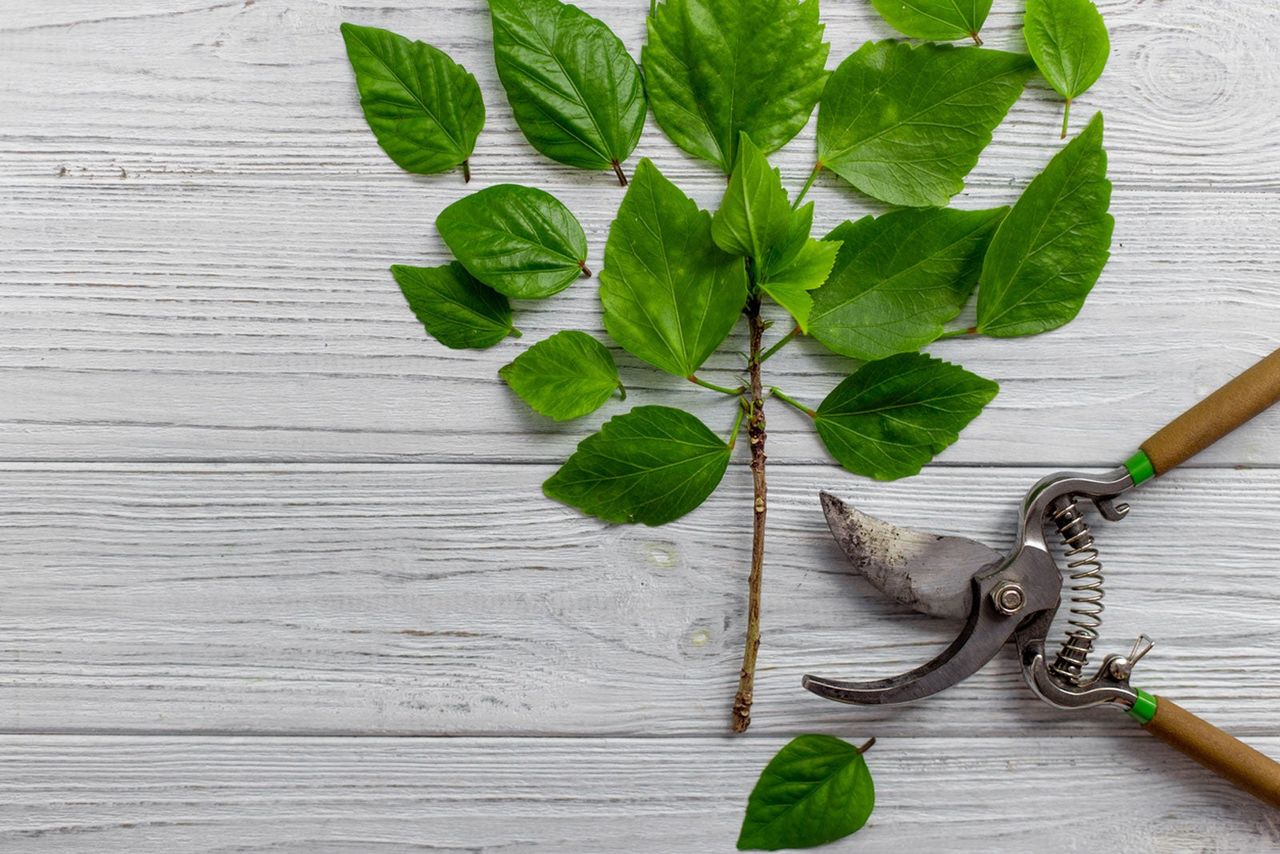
991 581 1025 615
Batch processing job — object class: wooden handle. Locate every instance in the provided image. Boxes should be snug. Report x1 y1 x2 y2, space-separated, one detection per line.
1144 696 1280 808
1140 348 1280 475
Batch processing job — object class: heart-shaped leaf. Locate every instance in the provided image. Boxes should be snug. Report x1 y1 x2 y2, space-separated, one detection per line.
869 0 992 43
436 184 588 299
976 113 1112 337
391 262 516 349
817 41 1033 207
1024 0 1109 136
499 330 622 421
600 159 748 377
813 353 998 480
544 405 732 525
488 0 646 179
341 23 485 180
643 0 829 173
737 734 875 851
808 207 1007 360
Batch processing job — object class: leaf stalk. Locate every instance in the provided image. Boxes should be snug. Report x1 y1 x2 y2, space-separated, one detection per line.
759 326 801 364
688 374 743 396
769 387 816 419
793 162 822 209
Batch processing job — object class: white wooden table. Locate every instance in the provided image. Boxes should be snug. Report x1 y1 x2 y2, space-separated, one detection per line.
2 1 1279 850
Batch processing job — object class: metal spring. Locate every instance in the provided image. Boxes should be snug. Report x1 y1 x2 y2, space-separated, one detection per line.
1047 496 1105 683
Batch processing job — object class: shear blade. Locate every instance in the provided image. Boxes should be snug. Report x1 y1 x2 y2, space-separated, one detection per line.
819 491 1002 620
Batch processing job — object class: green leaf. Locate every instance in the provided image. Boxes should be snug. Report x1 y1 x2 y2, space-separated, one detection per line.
737 734 875 851
808 207 1007 360
436 184 589 300
390 262 515 349
869 0 993 42
1024 0 1109 136
976 113 1113 337
643 0 829 173
712 133 794 261
499 330 621 421
600 159 748 377
340 23 484 179
759 238 842 333
544 405 732 525
814 353 998 480
816 41 1034 207
488 0 646 177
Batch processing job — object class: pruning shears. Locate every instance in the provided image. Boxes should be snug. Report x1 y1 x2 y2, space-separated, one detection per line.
806 348 1280 808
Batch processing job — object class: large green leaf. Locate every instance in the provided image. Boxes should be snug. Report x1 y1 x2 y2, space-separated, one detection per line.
976 113 1112 337
814 353 998 480
436 184 588 300
808 207 1006 360
1024 0 1109 136
816 41 1033 207
737 734 875 851
643 0 829 173
869 0 992 43
488 0 646 177
499 330 622 421
600 159 748 377
544 405 732 525
390 262 515 349
340 23 484 179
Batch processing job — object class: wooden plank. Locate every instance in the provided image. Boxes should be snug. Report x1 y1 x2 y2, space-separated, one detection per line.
1 734 1277 852
3 463 1278 736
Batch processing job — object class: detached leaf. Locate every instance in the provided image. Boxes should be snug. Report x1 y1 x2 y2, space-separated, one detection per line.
644 0 829 173
817 41 1033 207
814 353 998 480
869 0 992 43
436 184 588 299
1024 0 1109 136
809 207 1006 360
341 23 484 178
600 159 748 377
488 0 646 176
976 113 1113 337
544 405 732 525
390 262 515 349
759 237 842 333
737 734 875 851
499 331 621 421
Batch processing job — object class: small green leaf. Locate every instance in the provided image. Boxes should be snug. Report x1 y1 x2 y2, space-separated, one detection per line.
600 159 748 377
499 331 621 421
869 0 992 42
737 734 875 851
759 238 842 333
1024 0 1109 136
976 113 1113 337
390 262 514 349
544 405 732 525
712 133 794 261
808 207 1007 360
488 0 646 176
643 0 830 173
816 41 1034 207
341 23 484 179
814 353 998 480
436 184 588 299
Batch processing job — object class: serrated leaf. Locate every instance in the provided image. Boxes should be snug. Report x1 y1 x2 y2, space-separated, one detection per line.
813 353 998 480
760 238 841 332
869 0 992 42
499 330 621 421
976 113 1112 337
816 41 1033 207
390 262 515 349
436 184 589 300
544 405 732 525
1024 0 1109 136
341 23 484 178
712 133 794 261
488 0 646 176
600 159 748 377
808 207 1006 359
643 0 829 173
737 734 875 851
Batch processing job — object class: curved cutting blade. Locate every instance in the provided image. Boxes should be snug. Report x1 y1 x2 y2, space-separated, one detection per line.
820 491 1003 620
